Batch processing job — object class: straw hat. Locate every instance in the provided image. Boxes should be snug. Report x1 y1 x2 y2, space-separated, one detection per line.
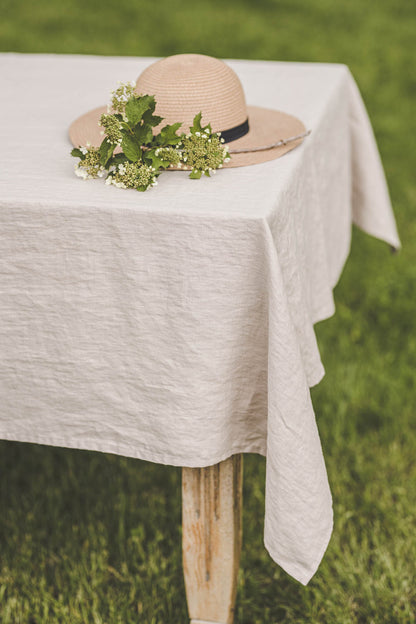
69 53 308 168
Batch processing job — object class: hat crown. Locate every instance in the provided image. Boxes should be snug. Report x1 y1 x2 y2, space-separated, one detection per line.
136 54 247 134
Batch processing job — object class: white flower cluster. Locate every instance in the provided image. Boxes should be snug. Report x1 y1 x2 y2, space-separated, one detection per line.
74 145 106 180
110 81 137 114
99 113 123 146
179 129 231 175
154 146 182 167
105 162 158 191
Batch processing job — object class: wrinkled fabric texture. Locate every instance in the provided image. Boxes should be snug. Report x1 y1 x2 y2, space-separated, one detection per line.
0 54 400 584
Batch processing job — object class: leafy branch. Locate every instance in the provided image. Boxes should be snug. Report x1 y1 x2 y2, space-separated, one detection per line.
71 82 231 191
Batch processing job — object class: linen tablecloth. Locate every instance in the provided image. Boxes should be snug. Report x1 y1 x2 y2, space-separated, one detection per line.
0 54 400 585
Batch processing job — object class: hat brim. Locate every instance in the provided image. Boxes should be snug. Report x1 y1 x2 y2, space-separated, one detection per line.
68 104 306 169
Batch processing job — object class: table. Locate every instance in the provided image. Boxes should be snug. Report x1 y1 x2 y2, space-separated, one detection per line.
0 53 400 622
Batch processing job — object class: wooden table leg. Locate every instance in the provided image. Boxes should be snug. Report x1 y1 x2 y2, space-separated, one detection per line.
182 454 243 624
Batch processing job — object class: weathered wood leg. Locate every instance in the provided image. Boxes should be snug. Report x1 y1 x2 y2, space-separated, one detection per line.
182 454 243 624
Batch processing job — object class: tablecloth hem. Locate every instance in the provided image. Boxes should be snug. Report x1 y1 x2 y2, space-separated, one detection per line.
311 300 337 326
263 513 333 586
352 221 401 252
307 361 325 388
0 432 267 468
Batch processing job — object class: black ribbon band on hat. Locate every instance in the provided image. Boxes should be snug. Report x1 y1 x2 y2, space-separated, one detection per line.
219 118 249 143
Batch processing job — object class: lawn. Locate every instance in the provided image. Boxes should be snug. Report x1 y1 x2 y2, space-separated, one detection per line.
1 0 415 622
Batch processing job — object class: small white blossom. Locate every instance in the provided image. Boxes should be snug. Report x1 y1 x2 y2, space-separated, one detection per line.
74 167 87 179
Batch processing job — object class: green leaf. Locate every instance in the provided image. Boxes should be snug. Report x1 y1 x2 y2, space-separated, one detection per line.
121 134 142 162
71 148 85 159
125 95 155 126
154 122 182 146
142 96 156 114
189 169 202 179
107 153 128 168
144 150 169 171
142 110 163 127
98 139 114 167
120 121 133 133
134 124 153 146
191 112 203 133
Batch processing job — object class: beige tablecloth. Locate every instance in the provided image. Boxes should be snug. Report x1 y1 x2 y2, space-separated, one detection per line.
0 54 400 584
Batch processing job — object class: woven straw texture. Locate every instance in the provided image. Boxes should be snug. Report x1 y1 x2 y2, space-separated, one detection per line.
136 54 247 132
69 54 306 168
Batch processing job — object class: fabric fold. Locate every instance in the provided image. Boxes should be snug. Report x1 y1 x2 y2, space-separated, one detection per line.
261 219 333 584
347 69 401 250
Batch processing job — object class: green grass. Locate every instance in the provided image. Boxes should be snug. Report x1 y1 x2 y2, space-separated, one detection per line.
1 0 416 621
